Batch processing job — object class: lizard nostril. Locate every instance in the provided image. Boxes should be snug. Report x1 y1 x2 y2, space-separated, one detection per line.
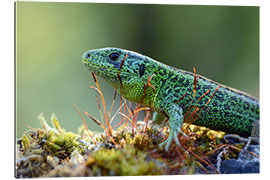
87 53 91 58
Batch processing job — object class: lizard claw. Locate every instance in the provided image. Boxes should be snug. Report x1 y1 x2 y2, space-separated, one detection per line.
173 130 181 146
159 129 187 152
159 135 172 152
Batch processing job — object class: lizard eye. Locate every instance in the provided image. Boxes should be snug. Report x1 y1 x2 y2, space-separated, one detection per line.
109 52 119 61
86 53 91 58
139 64 145 77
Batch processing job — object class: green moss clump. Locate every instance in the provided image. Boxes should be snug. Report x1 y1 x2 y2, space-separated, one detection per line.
85 145 165 176
16 113 90 178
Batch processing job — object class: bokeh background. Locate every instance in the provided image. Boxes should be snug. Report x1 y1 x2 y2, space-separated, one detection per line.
16 2 259 138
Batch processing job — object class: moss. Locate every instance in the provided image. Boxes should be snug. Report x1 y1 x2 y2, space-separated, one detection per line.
16 114 90 178
16 113 251 177
85 145 165 176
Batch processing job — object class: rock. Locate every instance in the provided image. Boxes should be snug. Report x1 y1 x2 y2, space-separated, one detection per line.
219 145 259 174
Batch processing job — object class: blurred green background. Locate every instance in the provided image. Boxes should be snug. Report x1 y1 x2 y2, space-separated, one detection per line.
16 2 259 138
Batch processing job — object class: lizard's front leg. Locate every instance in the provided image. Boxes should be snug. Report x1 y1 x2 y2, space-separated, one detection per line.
158 102 188 152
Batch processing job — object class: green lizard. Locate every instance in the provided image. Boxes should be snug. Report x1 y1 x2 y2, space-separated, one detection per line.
82 47 259 151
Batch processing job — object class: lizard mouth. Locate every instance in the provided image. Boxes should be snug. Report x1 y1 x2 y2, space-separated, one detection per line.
83 58 134 75
82 58 118 77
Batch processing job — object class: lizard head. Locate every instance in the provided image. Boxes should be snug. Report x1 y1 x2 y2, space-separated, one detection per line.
82 47 156 86
82 47 160 104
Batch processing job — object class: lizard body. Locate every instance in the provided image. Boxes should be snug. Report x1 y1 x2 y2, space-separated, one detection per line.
82 47 259 151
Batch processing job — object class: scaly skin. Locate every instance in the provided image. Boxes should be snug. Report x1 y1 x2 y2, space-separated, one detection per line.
82 47 259 151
